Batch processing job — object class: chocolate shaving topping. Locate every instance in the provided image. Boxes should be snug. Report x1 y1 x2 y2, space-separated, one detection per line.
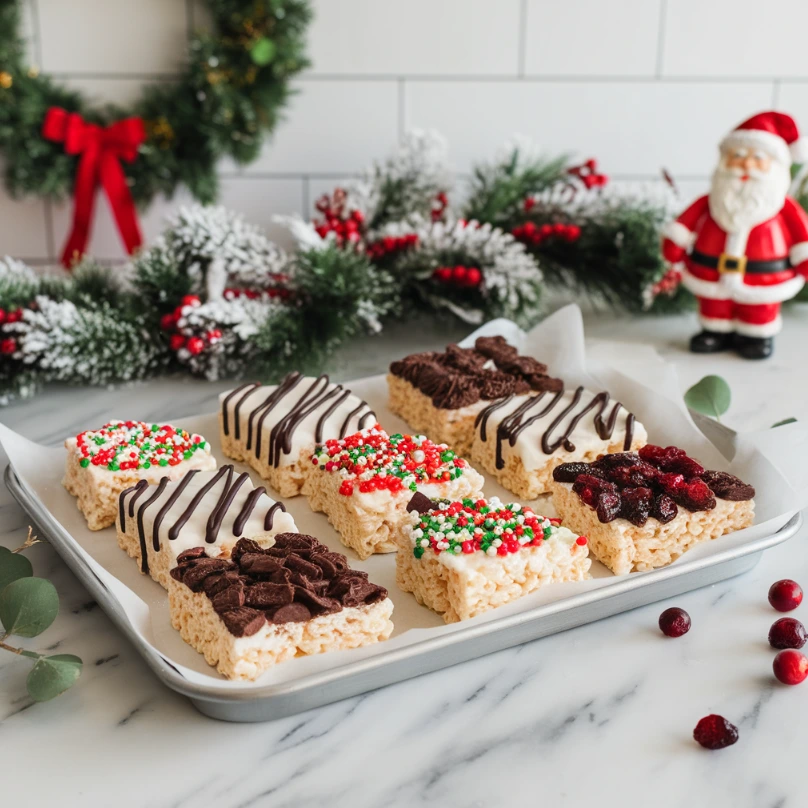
171 535 388 636
175 547 208 564
389 336 561 409
407 492 435 514
219 607 266 638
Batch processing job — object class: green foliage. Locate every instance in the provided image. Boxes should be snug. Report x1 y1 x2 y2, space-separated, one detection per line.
685 375 732 421
26 654 83 702
0 531 83 703
0 576 59 638
0 0 311 205
0 546 32 592
772 417 797 427
464 150 569 226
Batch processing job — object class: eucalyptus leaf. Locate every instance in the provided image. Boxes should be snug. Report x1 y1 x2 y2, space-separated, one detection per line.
772 417 797 428
0 546 33 593
684 375 731 420
250 38 276 66
26 654 82 702
0 577 59 637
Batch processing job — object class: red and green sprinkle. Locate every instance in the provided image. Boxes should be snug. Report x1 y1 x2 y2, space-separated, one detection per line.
407 496 569 558
311 425 468 497
75 420 209 472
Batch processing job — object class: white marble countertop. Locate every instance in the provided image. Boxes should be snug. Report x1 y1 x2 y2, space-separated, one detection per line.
1 307 807 808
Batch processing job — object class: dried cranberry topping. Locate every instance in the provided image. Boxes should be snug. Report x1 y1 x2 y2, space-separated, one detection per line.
769 617 807 650
768 579 803 612
596 491 621 522
553 462 593 483
701 470 756 501
659 607 691 637
557 445 751 526
773 649 808 685
693 715 739 750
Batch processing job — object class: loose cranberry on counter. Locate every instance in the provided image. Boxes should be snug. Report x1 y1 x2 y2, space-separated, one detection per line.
768 618 807 650
768 579 803 612
693 715 739 750
773 650 808 685
659 607 691 638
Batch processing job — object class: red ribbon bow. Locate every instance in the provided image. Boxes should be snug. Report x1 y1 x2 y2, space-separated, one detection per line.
42 107 145 267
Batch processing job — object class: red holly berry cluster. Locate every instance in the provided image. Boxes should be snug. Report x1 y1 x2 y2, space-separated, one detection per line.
313 189 365 246
650 266 682 298
568 158 609 190
511 220 582 248
366 233 419 260
160 295 223 357
0 306 25 356
431 265 483 288
431 191 448 222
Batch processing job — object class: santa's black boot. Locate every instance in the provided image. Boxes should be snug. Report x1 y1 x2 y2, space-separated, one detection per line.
689 330 734 353
734 334 774 360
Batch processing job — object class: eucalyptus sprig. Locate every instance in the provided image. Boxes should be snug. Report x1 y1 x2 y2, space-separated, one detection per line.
0 528 82 702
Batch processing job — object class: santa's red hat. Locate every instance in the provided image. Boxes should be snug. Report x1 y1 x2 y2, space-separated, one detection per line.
720 111 808 165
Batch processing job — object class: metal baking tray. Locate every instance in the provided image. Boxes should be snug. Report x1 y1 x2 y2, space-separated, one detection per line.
6 463 802 723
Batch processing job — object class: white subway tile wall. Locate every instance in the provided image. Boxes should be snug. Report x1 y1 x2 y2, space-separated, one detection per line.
1 0 802 263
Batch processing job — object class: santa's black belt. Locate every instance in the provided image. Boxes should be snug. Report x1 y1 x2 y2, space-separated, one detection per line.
690 250 791 273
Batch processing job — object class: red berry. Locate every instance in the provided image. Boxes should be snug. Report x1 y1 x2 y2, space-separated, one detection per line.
0 337 17 355
659 607 691 637
0 308 6 324
465 267 482 287
5 308 23 323
769 617 807 650
169 334 186 351
160 312 176 331
773 649 808 685
693 715 739 750
768 579 803 612
181 294 201 308
186 336 205 355
452 266 468 283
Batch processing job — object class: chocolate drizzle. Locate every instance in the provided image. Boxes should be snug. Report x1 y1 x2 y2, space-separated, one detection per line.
221 382 260 439
390 336 563 410
475 384 636 468
221 372 375 467
119 479 148 532
120 465 289 574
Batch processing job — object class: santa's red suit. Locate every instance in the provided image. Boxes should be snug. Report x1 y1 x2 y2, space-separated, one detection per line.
662 110 808 341
662 194 808 336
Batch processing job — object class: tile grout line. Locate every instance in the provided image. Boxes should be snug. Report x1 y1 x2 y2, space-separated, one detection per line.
518 0 528 78
398 78 406 141
28 0 43 66
655 0 667 79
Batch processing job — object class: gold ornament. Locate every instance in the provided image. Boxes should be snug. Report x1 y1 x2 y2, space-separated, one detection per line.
27 65 39 79
0 72 13 89
145 116 175 149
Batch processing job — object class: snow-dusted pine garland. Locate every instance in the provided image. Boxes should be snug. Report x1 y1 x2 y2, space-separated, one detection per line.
0 129 687 404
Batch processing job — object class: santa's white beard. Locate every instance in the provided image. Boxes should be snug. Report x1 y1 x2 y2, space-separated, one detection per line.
708 163 790 234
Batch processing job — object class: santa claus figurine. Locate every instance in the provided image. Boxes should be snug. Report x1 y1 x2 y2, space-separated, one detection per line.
662 111 808 359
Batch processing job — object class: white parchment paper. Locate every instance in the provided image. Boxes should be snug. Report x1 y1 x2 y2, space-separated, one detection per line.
0 304 802 692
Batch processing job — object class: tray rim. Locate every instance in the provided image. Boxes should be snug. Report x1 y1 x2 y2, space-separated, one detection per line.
4 462 803 706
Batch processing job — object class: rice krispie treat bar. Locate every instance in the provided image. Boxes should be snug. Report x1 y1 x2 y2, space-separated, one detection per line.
387 336 562 457
168 533 394 680
396 492 591 623
470 385 647 499
302 425 485 560
116 464 297 589
550 445 756 575
63 420 216 530
219 373 376 498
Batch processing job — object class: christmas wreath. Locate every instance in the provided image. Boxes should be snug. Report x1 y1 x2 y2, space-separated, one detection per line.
0 0 311 264
0 130 692 405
